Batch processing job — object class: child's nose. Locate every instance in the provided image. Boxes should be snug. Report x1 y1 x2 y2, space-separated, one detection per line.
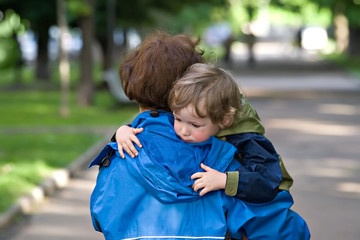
181 126 190 136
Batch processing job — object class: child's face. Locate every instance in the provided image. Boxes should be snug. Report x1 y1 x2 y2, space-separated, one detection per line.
173 104 220 143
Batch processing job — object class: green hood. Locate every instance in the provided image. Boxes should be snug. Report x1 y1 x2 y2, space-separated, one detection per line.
216 97 265 138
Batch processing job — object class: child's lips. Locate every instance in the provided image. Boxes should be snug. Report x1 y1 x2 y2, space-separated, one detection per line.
181 137 192 143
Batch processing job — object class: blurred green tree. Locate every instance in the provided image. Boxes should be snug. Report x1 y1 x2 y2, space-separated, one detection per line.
0 9 26 72
57 0 71 117
92 0 226 71
272 0 360 55
69 0 226 106
310 0 360 55
67 0 95 106
1 0 227 106
0 0 56 81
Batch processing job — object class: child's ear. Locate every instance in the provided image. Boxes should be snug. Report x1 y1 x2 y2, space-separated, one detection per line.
220 114 232 129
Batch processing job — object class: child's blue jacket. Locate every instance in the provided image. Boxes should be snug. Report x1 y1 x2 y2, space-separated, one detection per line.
89 111 310 240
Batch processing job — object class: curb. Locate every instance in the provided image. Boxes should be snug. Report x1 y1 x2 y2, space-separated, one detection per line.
0 135 110 230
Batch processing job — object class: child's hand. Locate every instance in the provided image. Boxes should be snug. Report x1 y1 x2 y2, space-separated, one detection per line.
190 163 226 196
116 125 143 158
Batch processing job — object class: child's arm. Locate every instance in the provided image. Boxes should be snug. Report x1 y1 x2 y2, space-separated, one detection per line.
191 133 282 203
191 163 227 196
115 125 143 158
225 132 282 203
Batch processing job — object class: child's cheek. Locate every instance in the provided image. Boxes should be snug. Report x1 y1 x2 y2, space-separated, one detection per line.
173 122 180 135
192 131 207 143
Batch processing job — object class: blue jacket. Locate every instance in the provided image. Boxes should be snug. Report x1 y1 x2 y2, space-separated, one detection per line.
90 111 310 240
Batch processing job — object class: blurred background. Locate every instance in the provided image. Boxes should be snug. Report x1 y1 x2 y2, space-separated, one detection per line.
0 0 360 240
1 0 359 93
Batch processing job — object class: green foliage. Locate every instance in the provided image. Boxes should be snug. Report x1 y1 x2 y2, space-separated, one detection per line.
94 0 228 36
301 2 331 26
0 9 27 69
272 0 309 12
68 0 92 17
227 0 248 35
0 0 56 31
269 2 331 27
165 3 215 35
201 43 226 62
0 9 27 37
308 0 360 27
0 38 19 69
346 3 360 26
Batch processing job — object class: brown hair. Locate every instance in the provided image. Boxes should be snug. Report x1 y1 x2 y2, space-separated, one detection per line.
169 63 242 128
119 31 204 111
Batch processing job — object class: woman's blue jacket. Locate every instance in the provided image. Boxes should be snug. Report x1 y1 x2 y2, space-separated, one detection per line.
89 111 310 240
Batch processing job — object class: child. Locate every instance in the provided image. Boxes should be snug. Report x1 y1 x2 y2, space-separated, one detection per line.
168 63 244 196
115 62 310 239
176 64 294 199
117 68 292 203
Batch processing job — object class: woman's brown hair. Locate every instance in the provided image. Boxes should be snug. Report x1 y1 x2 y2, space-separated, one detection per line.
119 31 204 111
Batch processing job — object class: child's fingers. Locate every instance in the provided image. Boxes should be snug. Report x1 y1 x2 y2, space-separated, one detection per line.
133 128 144 134
198 188 209 196
122 144 132 157
130 135 143 148
123 142 137 158
126 139 139 156
118 147 125 159
191 172 203 180
192 179 205 192
200 163 212 172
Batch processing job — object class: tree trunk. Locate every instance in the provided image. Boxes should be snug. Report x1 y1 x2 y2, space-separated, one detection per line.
77 0 95 106
36 26 50 81
57 0 70 117
120 28 128 56
104 0 116 71
245 6 256 68
333 13 349 54
348 27 360 56
13 34 23 84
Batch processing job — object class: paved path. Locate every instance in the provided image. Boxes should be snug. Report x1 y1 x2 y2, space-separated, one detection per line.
233 57 360 239
1 56 360 240
248 91 360 240
0 168 103 240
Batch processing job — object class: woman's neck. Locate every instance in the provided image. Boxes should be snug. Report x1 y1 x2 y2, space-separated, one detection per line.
139 107 170 113
139 107 154 113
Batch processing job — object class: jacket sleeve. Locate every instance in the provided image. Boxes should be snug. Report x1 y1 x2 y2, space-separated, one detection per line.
225 132 282 203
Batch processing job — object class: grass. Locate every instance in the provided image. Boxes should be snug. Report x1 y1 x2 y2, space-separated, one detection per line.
0 91 137 126
0 89 139 214
323 53 360 79
0 60 104 88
